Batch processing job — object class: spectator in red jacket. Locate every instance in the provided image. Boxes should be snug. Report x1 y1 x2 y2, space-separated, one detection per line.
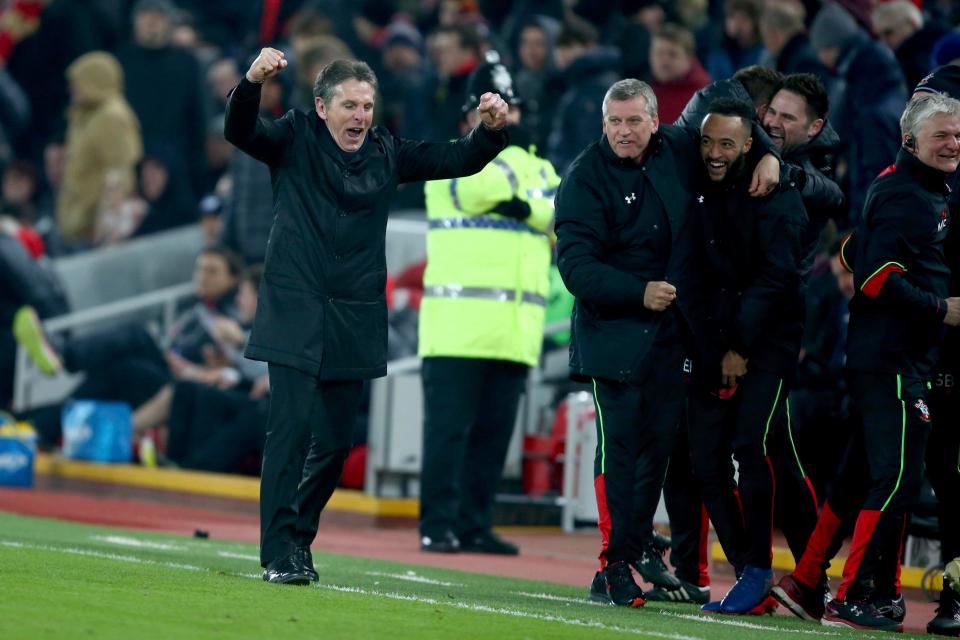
650 23 711 124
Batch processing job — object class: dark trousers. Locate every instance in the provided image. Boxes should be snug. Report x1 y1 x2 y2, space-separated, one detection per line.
928 370 960 564
259 363 364 566
590 344 685 566
419 356 528 540
834 372 932 601
663 417 711 586
167 381 267 473
688 369 788 570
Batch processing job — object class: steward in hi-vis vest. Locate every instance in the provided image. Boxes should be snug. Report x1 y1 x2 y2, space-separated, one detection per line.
418 52 559 556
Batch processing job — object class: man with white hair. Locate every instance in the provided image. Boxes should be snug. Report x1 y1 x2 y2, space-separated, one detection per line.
774 93 960 632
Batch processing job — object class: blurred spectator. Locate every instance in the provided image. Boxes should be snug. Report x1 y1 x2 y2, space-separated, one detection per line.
426 23 484 141
196 193 222 246
810 2 906 225
0 68 30 166
219 75 285 265
293 35 354 108
759 1 832 90
203 114 233 194
117 0 208 202
706 0 764 80
932 32 960 68
649 23 711 124
133 150 197 237
1 160 38 224
545 21 620 175
379 21 432 138
512 17 558 151
871 0 948 89
347 0 395 77
58 51 142 247
613 0 663 80
206 57 242 116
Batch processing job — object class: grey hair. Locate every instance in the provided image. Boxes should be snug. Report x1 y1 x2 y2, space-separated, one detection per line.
602 79 658 119
872 1 922 29
900 93 960 140
313 59 378 102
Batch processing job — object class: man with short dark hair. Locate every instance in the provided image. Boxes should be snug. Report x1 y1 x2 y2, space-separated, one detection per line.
225 50 509 585
686 97 807 615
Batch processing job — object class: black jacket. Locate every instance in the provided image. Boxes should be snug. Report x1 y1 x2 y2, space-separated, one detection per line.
691 163 807 381
776 33 833 90
555 126 702 383
224 78 506 379
674 78 753 130
846 150 951 378
0 234 69 327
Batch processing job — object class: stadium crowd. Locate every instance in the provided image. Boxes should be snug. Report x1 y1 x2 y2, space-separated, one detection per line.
2 0 960 634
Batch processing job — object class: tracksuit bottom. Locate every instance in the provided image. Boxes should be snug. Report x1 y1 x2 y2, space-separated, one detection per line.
791 372 931 602
259 363 364 566
688 369 790 571
590 343 686 567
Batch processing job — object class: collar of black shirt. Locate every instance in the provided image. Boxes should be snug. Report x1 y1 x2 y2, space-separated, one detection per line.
313 110 372 165
896 148 952 195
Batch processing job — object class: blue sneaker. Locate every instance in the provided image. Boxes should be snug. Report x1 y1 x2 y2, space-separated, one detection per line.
701 599 723 613
719 565 773 614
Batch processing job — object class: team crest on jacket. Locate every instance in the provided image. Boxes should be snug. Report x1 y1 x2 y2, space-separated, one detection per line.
915 398 931 422
939 209 949 233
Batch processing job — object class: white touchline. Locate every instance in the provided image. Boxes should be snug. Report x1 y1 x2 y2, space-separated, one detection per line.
364 571 463 587
658 611 840 637
514 591 606 606
0 540 203 571
92 535 184 551
218 551 262 562
319 584 704 640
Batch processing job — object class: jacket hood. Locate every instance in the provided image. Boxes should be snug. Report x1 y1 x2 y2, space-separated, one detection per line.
67 51 125 107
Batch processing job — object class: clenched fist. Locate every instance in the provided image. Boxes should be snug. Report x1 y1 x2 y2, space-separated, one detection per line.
644 281 677 312
246 47 288 84
477 92 508 130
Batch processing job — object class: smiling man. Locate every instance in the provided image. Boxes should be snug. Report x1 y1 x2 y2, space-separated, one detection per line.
224 50 509 586
685 98 807 615
555 81 782 608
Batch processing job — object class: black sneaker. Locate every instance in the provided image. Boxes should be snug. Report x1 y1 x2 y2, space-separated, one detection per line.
634 545 681 589
295 546 319 582
821 599 903 632
645 579 710 605
459 531 519 555
420 531 460 553
589 571 609 603
928 583 960 637
771 573 825 621
604 561 646 607
650 529 672 554
873 593 905 623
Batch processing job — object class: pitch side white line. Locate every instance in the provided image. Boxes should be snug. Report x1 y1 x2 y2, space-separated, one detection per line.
514 591 606 606
365 571 463 587
0 540 202 571
658 611 840 637
218 551 262 562
319 584 704 640
92 535 184 551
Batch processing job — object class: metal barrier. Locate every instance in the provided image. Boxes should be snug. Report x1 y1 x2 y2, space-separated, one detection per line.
13 282 196 412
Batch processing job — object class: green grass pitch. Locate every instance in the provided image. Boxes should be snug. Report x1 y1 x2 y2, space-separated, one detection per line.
0 512 928 639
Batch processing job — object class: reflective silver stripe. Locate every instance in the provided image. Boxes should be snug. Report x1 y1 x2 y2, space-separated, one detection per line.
428 216 546 236
449 178 462 211
424 285 546 307
492 158 519 194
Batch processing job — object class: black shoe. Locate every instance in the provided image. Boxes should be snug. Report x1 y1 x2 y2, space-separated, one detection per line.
928 584 960 637
589 571 609 603
645 579 710 605
634 545 681 589
459 531 519 555
603 561 646 607
821 599 902 632
295 547 319 582
650 529 672 554
420 531 460 553
873 593 905 623
262 553 312 585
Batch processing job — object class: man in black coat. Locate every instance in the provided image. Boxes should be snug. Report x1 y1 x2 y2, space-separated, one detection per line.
224 50 509 585
555 79 780 607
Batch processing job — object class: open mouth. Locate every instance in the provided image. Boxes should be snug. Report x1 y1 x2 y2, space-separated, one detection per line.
706 159 727 176
345 127 364 142
768 129 785 146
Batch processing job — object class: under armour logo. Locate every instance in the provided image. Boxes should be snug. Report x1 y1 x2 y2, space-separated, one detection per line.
697 195 705 203
624 193 636 204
